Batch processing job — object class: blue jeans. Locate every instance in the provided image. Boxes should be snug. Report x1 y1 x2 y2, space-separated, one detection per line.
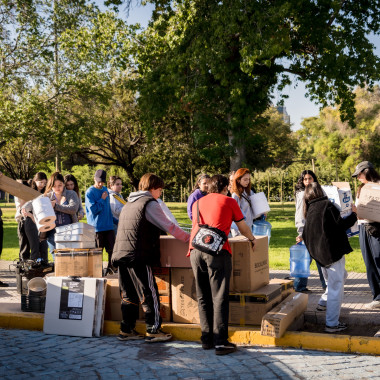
359 225 380 301
46 229 56 260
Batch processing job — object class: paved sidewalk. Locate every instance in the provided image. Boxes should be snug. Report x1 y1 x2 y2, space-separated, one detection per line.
1 328 380 380
1 260 379 334
270 269 380 334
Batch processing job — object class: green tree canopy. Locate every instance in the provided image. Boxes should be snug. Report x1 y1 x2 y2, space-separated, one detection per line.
129 0 380 169
297 85 380 176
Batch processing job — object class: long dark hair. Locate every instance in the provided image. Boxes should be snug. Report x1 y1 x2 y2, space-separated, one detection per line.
294 170 319 196
31 172 47 193
64 174 80 198
303 182 325 217
208 175 229 194
357 167 380 197
191 174 210 193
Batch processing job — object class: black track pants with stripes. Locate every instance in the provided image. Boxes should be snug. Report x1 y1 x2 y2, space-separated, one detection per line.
118 263 162 334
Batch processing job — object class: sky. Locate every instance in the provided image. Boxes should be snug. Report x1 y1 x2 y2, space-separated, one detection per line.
102 1 380 131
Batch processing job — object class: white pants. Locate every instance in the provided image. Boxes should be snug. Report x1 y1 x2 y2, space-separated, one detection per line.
318 256 347 327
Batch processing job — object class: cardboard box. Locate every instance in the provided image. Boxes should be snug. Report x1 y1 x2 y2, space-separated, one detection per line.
269 278 295 301
87 249 103 278
43 277 106 337
261 293 308 338
152 267 171 295
228 284 282 326
104 279 122 321
104 271 172 322
139 295 172 322
54 249 103 278
171 268 200 324
229 235 269 293
357 182 380 222
322 183 353 212
323 183 360 236
0 174 41 201
55 251 89 277
160 236 191 268
341 209 359 237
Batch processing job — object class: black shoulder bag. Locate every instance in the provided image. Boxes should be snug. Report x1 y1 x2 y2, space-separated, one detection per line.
192 200 227 254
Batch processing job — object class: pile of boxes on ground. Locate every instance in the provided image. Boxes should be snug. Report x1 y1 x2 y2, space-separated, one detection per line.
41 223 106 337
54 223 103 278
106 235 308 339
27 225 308 338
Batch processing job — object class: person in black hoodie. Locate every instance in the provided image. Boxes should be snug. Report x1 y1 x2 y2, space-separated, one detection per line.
302 183 357 333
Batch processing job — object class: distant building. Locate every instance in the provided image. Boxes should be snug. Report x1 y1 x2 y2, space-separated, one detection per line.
276 106 291 125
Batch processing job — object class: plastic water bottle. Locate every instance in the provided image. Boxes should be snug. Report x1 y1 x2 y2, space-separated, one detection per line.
252 215 272 244
289 242 310 278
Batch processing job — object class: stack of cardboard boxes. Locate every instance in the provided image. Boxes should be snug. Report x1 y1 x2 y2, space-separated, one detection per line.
105 234 308 337
54 223 103 278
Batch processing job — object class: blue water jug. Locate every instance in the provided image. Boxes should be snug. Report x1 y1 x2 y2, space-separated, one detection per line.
252 215 272 244
289 242 310 278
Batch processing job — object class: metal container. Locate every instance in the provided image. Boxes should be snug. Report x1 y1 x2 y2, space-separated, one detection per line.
55 222 95 234
54 233 95 243
55 241 96 249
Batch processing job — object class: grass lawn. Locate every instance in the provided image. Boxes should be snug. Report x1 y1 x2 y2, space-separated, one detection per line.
0 201 366 272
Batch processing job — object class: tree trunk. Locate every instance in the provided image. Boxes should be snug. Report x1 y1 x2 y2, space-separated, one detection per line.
228 129 246 171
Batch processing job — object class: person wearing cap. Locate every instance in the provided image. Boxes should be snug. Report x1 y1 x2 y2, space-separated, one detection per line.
352 161 380 309
85 169 118 274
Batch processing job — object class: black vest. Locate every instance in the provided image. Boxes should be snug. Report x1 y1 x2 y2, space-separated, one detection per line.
112 196 162 267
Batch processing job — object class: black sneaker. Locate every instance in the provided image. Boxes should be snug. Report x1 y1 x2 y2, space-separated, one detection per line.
202 342 214 350
325 322 348 333
215 342 237 356
0 281 9 287
316 304 326 311
296 288 311 294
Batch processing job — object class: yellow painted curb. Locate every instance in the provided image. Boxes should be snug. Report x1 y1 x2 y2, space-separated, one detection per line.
1 313 379 356
0 312 44 331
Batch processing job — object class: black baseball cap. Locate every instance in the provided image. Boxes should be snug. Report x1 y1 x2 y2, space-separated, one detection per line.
352 161 374 178
94 169 107 183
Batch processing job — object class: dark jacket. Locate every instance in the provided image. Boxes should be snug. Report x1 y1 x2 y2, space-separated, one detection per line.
111 195 162 268
302 196 357 267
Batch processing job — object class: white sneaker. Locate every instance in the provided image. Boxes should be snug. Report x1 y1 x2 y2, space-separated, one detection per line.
364 300 380 310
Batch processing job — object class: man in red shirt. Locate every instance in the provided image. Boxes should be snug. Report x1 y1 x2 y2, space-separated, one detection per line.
189 174 256 355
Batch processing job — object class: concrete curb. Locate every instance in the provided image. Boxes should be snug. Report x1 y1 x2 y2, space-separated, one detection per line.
1 312 379 356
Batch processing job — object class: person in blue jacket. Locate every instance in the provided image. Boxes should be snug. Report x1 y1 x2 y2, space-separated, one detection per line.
85 169 118 274
187 174 210 220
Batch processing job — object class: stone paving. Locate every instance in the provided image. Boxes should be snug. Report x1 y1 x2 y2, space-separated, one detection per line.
0 328 379 380
270 269 380 334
